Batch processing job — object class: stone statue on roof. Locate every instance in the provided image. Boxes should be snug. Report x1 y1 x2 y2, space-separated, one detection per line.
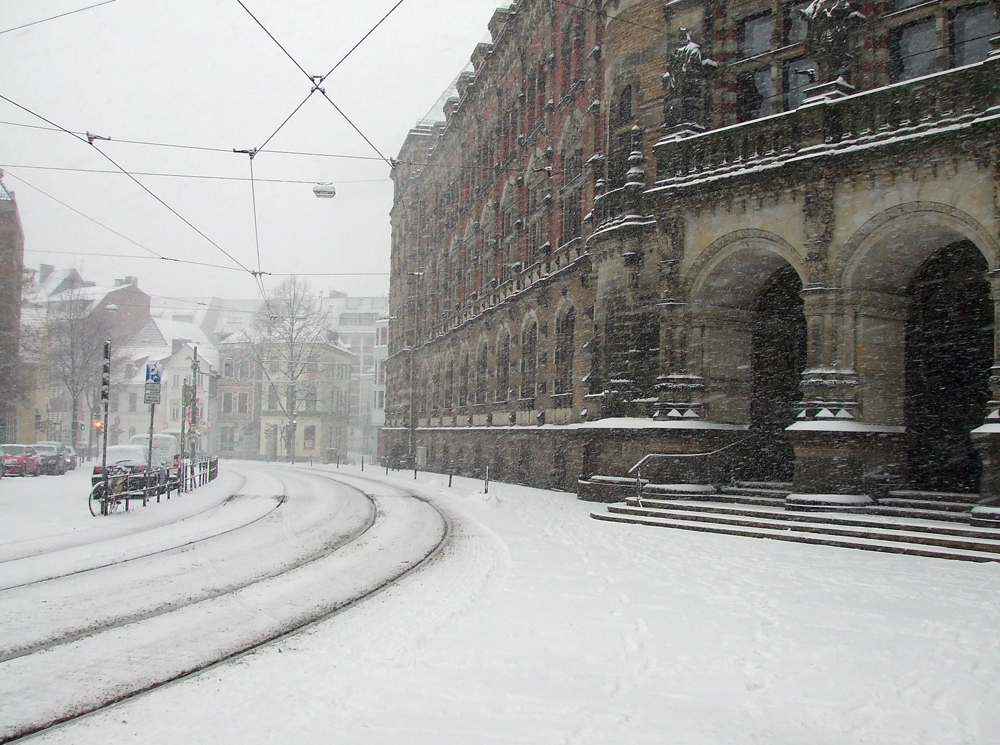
799 0 866 83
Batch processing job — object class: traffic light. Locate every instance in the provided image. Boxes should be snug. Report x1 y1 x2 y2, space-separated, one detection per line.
80 422 85 431
100 341 112 402
93 420 103 431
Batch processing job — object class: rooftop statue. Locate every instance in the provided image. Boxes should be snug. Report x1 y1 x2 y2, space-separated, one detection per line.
800 0 866 83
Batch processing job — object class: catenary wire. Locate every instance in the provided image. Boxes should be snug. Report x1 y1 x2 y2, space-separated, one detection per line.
0 93 255 276
0 163 388 185
0 0 118 35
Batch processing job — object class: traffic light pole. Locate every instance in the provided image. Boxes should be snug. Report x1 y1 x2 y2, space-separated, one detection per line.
100 341 111 504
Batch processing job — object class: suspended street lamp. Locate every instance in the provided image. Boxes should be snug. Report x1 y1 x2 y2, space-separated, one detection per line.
313 182 337 199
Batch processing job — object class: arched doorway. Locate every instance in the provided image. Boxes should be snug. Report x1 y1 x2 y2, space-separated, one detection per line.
690 234 807 483
746 266 807 482
905 240 992 491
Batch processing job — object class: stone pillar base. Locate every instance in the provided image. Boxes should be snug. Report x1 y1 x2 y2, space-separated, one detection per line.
786 420 906 506
971 423 1000 504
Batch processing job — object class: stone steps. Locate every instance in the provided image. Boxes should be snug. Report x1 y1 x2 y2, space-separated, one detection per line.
591 500 1000 562
590 483 1000 563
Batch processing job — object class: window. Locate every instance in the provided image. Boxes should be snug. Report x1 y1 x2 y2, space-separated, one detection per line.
304 425 316 450
496 333 510 402
740 13 773 58
221 427 235 451
224 358 233 378
555 307 576 395
477 345 488 405
238 391 249 414
953 4 1000 67
238 360 250 380
223 392 233 414
785 2 810 45
521 323 538 400
615 85 634 127
737 66 775 121
784 57 817 110
128 392 138 413
895 20 937 80
459 353 469 408
268 386 279 410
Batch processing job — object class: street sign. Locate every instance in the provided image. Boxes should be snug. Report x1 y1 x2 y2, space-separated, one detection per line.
145 362 162 384
144 381 161 405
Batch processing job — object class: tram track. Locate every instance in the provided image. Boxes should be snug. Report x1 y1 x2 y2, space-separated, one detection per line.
0 467 452 744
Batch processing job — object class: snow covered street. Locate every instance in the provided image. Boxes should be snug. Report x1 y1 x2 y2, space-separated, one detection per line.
2 462 999 743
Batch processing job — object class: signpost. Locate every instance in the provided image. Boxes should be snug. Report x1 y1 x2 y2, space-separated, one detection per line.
144 363 162 498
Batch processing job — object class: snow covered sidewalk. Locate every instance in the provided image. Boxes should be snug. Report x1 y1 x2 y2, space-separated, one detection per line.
8 463 1000 744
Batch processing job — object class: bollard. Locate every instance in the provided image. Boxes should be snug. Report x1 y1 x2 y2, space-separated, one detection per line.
361 456 364 472
484 465 489 494
414 464 417 480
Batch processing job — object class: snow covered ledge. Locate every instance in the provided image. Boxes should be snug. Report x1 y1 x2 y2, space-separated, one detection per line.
785 492 874 512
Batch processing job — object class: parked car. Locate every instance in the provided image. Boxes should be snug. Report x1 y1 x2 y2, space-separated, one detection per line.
33 443 66 475
63 445 78 470
92 445 167 491
2 444 41 476
128 434 181 475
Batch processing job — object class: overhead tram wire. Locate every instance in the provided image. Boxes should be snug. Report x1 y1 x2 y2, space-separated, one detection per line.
0 0 118 35
235 0 403 166
0 163 388 185
5 169 249 274
0 93 256 278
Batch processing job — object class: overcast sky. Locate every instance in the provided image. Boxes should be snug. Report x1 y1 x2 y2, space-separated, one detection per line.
0 0 503 304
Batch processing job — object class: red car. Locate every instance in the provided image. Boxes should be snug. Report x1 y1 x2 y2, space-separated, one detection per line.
2 444 41 476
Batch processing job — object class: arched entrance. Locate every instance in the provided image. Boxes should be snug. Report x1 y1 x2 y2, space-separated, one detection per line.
905 241 992 491
840 204 999 495
747 266 807 482
690 233 807 482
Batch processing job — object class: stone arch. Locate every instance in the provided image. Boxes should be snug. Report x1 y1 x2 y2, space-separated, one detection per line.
837 202 999 293
686 230 808 463
688 229 807 308
834 202 996 491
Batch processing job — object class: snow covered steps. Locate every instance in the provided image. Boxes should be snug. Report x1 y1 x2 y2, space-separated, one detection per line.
590 490 1000 563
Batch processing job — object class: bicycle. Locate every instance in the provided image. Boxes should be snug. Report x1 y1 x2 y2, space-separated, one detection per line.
88 465 130 516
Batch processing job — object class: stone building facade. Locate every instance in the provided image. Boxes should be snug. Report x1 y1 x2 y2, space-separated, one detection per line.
385 0 1000 502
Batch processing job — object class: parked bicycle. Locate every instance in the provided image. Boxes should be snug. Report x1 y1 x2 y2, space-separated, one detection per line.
88 464 130 516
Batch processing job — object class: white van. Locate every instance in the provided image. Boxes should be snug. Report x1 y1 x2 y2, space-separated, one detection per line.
129 434 181 473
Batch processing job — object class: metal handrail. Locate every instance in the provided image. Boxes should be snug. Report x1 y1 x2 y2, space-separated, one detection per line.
628 436 752 475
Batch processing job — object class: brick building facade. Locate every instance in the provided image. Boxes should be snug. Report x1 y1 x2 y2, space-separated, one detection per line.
385 0 1000 503
0 174 24 443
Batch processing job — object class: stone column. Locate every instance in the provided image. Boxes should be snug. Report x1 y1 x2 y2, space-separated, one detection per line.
786 286 904 506
971 270 1000 517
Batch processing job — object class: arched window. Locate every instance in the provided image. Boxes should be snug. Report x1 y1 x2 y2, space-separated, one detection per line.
459 351 469 408
496 332 511 402
477 343 489 405
444 357 455 410
617 85 634 126
555 306 576 395
521 322 538 400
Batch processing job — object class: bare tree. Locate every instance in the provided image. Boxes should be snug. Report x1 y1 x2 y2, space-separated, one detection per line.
46 287 112 450
244 277 330 462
